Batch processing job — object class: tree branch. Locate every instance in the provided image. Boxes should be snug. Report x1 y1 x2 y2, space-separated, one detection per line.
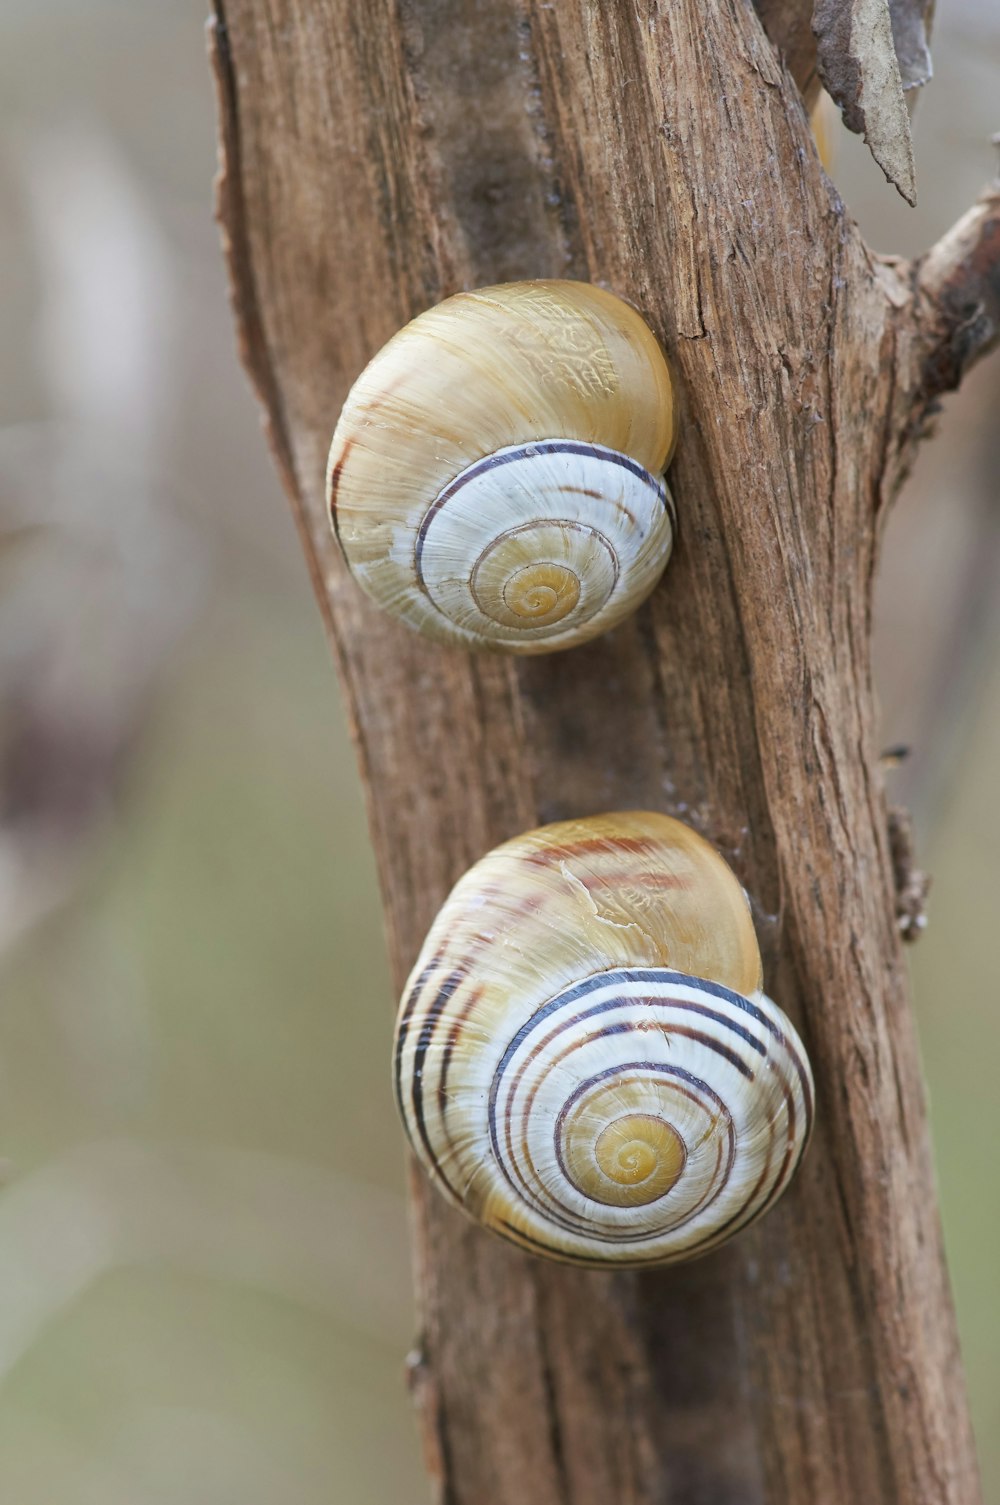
209 1 981 1500
878 173 1000 494
913 175 1000 398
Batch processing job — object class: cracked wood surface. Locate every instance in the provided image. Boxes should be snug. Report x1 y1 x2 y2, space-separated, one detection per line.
209 2 993 1501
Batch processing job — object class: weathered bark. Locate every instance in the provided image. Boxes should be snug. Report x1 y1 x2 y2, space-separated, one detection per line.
209 2 998 1500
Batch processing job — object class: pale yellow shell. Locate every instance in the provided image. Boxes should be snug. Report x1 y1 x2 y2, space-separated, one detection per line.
394 812 814 1267
328 281 676 654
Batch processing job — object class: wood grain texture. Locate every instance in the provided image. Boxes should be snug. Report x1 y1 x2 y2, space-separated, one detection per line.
208 2 994 1500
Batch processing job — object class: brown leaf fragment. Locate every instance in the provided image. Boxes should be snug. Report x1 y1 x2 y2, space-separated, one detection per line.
814 0 917 205
889 0 933 93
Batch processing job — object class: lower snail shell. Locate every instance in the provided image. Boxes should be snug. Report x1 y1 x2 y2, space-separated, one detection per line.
328 280 676 654
394 812 814 1267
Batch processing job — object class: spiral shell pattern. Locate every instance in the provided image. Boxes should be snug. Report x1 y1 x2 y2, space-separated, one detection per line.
327 281 676 654
394 812 814 1267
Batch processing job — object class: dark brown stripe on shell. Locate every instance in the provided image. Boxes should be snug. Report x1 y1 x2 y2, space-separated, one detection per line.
408 969 465 1171
327 437 356 544
521 833 663 867
437 984 486 1125
393 956 440 1114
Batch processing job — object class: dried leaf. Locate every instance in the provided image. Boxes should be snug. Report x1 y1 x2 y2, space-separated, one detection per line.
814 0 917 205
889 0 933 93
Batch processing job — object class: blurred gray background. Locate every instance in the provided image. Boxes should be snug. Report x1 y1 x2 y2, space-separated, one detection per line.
0 3 997 1500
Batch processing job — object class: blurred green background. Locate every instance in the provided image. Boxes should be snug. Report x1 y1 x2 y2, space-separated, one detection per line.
0 3 997 1500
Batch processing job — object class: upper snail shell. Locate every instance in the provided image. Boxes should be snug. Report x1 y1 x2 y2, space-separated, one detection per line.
327 281 676 654
394 812 813 1267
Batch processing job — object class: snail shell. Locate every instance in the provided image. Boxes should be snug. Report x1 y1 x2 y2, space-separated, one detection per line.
328 281 676 654
394 812 813 1267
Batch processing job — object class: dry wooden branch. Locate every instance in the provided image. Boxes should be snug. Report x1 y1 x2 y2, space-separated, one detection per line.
913 179 1000 397
208 2 996 1500
874 176 1000 495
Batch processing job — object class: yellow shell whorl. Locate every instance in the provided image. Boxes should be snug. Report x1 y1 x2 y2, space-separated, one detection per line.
394 812 814 1267
328 281 676 653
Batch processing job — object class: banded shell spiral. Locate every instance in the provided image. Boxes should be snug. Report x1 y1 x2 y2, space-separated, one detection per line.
394 812 814 1267
327 281 676 654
